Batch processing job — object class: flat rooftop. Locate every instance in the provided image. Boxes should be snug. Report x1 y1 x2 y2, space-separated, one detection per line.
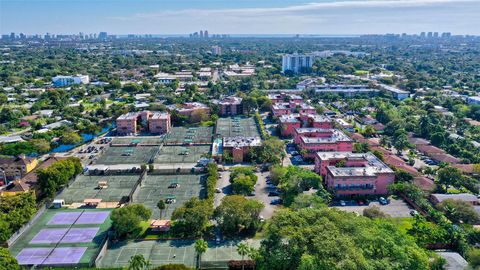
300 129 352 143
322 152 394 177
223 136 262 148
117 112 139 120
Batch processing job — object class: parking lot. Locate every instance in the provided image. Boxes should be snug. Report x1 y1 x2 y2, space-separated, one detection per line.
331 197 413 218
214 170 280 219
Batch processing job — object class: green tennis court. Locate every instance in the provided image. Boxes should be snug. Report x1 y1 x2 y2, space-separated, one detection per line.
110 136 165 146
154 145 211 164
216 117 261 138
95 146 159 165
97 239 260 268
163 126 214 145
57 174 141 204
133 174 205 218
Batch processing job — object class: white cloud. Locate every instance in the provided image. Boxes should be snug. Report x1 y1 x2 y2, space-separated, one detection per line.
106 0 480 34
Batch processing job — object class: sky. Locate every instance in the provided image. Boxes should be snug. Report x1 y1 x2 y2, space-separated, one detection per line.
1 0 479 35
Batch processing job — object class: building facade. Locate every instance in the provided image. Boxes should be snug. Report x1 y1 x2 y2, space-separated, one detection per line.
0 155 38 184
282 53 315 74
314 152 394 196
116 111 171 135
52 75 90 87
298 129 353 159
214 96 244 116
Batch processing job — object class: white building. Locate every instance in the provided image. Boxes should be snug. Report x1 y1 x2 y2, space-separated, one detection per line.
467 96 480 105
211 45 222 56
52 75 89 87
282 53 315 74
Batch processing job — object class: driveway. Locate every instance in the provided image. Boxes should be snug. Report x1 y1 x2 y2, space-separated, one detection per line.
250 172 280 219
214 171 231 207
331 198 413 218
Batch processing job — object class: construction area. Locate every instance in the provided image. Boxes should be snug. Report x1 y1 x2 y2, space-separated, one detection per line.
215 117 261 138
9 208 111 268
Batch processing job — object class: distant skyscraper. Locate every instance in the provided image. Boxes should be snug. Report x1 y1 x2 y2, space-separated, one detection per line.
433 32 439 38
427 32 433 38
200 30 204 38
98 32 108 40
420 32 426 38
10 32 15 39
204 30 209 38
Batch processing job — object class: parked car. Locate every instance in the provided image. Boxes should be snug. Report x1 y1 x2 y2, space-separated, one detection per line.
410 210 419 216
339 200 346 206
215 188 222 193
379 197 388 205
268 191 280 197
270 199 282 205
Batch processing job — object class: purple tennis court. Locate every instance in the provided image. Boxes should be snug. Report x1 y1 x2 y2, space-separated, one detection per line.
47 212 82 225
75 211 110 224
16 248 52 265
30 228 68 244
43 247 87 265
61 227 99 243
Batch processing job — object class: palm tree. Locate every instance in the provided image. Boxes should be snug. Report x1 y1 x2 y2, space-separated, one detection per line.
236 242 250 270
157 199 166 218
195 239 208 270
127 254 150 270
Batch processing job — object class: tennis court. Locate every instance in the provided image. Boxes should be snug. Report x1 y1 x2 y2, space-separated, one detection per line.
95 146 159 165
57 174 140 204
154 145 211 164
163 126 214 145
98 240 196 268
110 136 165 146
133 174 205 218
98 240 259 268
9 208 111 267
216 117 261 138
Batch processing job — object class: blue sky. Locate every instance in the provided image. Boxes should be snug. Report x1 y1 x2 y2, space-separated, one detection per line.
1 0 479 35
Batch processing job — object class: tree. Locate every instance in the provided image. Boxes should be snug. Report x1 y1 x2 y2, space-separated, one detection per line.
0 192 37 242
236 242 251 270
171 198 213 237
277 166 327 206
0 247 21 270
128 254 151 270
60 131 82 145
111 204 152 239
37 157 82 198
257 208 430 270
437 199 480 225
195 239 208 270
363 206 389 218
437 166 463 192
230 167 258 195
362 125 376 138
466 248 480 269
157 199 166 219
215 195 264 236
395 169 414 183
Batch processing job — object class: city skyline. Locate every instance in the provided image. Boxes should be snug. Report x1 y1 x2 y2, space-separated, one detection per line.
1 0 480 35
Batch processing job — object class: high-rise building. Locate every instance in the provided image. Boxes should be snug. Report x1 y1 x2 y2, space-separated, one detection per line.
204 30 209 38
211 45 222 56
282 53 315 74
433 32 439 38
200 30 204 38
98 32 107 40
10 32 15 39
427 32 433 38
420 32 426 38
